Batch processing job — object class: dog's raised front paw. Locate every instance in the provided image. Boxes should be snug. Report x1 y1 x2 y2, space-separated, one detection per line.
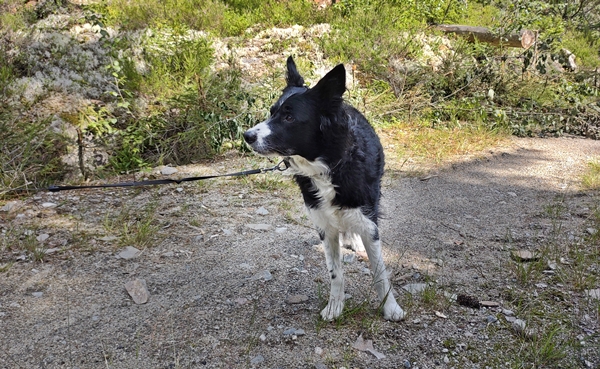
383 301 406 321
320 299 344 321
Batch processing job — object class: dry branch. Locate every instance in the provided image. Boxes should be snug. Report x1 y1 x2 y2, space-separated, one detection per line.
435 24 536 49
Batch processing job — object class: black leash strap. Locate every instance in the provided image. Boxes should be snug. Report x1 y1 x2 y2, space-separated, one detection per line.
45 159 289 193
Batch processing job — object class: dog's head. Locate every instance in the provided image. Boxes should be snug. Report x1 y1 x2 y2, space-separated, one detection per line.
243 56 346 161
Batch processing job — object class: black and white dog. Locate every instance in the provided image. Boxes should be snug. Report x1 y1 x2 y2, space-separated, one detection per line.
243 57 405 321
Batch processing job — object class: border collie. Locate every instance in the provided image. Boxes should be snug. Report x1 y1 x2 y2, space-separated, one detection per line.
243 57 405 321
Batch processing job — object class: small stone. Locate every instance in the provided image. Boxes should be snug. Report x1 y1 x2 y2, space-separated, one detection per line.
343 253 356 263
176 187 183 192
315 363 327 369
32 292 43 298
295 329 305 336
161 166 178 175
36 234 49 242
1 200 21 212
124 279 150 304
44 248 60 255
275 227 287 234
250 354 264 365
586 289 600 300
402 283 428 294
162 251 174 257
256 207 269 215
286 294 309 304
116 246 141 260
486 315 498 323
511 250 539 262
283 328 297 335
443 355 450 364
234 297 248 305
315 347 323 355
259 333 266 342
41 202 57 208
403 359 412 368
512 319 526 333
547 261 557 270
246 224 271 231
251 270 273 281
480 300 500 307
435 311 448 319
507 192 517 197
501 309 514 316
535 283 547 288
586 228 597 235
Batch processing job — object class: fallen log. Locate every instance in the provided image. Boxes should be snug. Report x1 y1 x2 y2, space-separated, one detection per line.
435 24 536 49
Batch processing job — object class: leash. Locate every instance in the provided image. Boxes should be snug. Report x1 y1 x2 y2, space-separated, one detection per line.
26 159 289 193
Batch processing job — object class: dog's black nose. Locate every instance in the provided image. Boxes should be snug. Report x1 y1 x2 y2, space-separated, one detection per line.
243 130 257 145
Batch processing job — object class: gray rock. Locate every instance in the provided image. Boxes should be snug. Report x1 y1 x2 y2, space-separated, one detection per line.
403 359 412 368
486 315 498 323
480 300 500 307
586 228 597 235
44 248 60 255
1 200 21 212
402 283 428 294
286 294 309 304
283 327 305 336
98 236 118 242
116 246 141 260
251 270 273 281
246 224 271 231
162 251 174 257
259 333 266 341
275 227 288 234
250 354 264 365
32 292 43 298
161 166 178 175
343 253 356 263
124 279 150 304
501 309 514 316
41 202 57 208
36 234 50 242
512 319 526 333
255 206 269 215
586 289 600 300
315 363 327 369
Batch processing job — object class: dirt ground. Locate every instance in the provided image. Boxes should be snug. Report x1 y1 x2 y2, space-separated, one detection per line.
1 136 599 369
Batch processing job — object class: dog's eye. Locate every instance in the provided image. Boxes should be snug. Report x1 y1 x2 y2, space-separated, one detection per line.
283 114 294 123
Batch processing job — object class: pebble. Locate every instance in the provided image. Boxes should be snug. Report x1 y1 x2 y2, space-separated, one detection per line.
501 309 514 316
161 166 178 175
124 279 150 304
98 236 118 242
250 354 264 365
283 328 305 336
259 333 266 342
443 355 450 364
255 207 269 215
32 292 43 298
36 234 49 242
314 347 323 355
343 253 356 263
275 227 288 233
586 228 597 235
512 319 526 333
44 248 60 255
314 363 327 369
286 294 309 304
402 283 428 294
245 224 271 231
511 250 538 262
251 270 273 281
507 192 517 197
586 289 600 300
162 251 174 257
41 202 57 208
403 359 411 368
486 315 498 323
116 246 141 260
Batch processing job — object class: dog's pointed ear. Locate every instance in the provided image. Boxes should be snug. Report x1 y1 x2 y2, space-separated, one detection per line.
312 64 346 99
286 56 305 87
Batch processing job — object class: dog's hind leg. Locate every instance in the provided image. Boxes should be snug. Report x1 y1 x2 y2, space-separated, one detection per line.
348 210 405 321
320 228 345 321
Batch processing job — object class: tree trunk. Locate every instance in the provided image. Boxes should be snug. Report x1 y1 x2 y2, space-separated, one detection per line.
435 24 536 49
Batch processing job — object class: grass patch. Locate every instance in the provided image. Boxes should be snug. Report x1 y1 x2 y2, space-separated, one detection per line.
582 159 600 190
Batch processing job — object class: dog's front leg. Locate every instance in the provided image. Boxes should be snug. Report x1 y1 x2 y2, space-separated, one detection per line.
320 229 345 321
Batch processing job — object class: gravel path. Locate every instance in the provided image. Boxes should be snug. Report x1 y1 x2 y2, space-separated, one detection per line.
1 137 599 368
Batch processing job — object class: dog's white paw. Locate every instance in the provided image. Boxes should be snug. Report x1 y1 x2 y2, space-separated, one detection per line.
320 299 344 321
383 301 406 321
